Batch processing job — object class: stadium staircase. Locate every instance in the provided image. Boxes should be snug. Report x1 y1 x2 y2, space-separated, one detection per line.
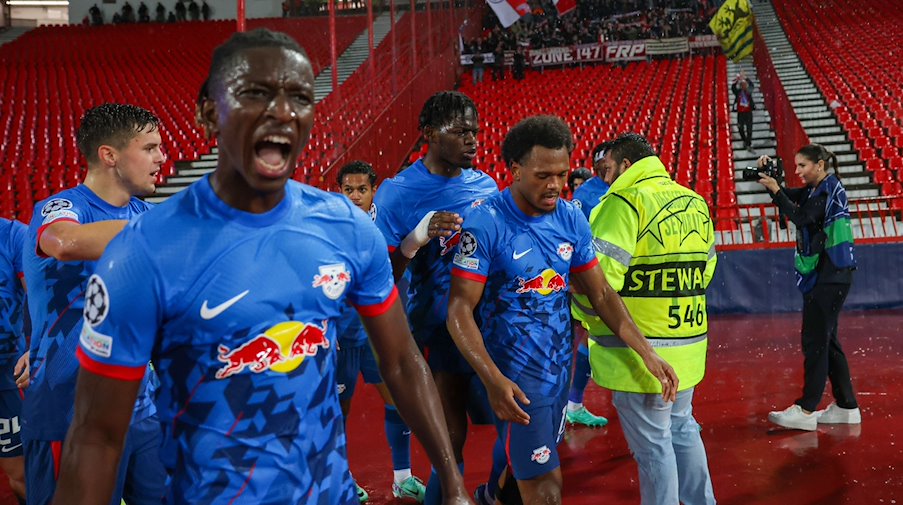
726 58 777 206
0 27 30 47
753 0 877 201
715 0 900 247
146 12 399 204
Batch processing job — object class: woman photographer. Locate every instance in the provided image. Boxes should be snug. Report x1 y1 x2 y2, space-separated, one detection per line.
756 144 860 431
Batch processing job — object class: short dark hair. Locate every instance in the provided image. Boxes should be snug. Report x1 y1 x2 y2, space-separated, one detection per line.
502 115 574 168
606 132 656 166
199 28 308 103
76 103 160 164
418 91 478 130
337 160 377 187
569 167 592 189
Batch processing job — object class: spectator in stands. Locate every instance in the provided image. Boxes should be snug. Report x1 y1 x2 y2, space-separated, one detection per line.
758 145 860 432
188 0 200 21
166 11 176 22
732 72 755 151
121 1 135 23
201 0 211 20
89 3 103 25
138 2 150 22
175 0 186 21
512 46 527 80
491 44 506 80
155 2 165 22
472 51 485 86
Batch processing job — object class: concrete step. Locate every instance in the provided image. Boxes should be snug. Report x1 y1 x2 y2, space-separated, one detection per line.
190 160 217 169
808 134 848 144
163 176 202 185
180 167 216 177
154 185 190 195
791 99 826 108
801 118 839 128
797 110 834 120
807 126 842 136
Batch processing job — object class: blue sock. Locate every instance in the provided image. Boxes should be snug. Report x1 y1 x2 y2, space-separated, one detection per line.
486 437 507 496
568 344 592 404
384 405 411 471
424 462 464 505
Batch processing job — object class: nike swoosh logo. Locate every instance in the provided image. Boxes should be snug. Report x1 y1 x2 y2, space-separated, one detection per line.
513 249 532 260
200 290 250 320
1 444 21 453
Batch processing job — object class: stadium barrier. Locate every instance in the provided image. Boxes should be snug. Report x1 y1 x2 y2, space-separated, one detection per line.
709 196 903 313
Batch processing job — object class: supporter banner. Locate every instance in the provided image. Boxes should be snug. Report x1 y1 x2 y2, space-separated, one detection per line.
645 37 689 55
463 37 706 68
603 40 647 62
527 44 607 67
709 0 754 61
689 34 721 49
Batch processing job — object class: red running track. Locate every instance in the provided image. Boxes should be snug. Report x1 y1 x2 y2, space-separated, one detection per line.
345 310 903 505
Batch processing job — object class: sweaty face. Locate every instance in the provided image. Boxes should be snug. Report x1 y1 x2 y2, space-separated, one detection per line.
114 126 165 197
510 145 570 216
206 46 315 198
795 153 824 186
429 109 479 169
340 173 374 212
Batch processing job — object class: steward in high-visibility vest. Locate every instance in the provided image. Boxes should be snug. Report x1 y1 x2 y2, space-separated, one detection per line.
571 155 717 394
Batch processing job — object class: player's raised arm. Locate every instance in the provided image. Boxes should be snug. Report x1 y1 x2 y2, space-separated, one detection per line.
571 266 679 402
361 299 473 505
53 371 141 505
38 220 128 262
447 275 531 425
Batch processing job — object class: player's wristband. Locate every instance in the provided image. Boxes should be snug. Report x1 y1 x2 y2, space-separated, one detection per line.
400 211 436 259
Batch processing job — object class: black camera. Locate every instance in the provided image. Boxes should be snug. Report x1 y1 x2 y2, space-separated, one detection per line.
742 157 783 181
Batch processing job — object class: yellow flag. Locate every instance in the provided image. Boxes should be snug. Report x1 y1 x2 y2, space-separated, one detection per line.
709 0 755 62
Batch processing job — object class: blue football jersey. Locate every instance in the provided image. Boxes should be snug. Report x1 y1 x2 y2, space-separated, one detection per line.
373 159 497 340
0 218 26 391
77 177 396 505
572 176 609 220
451 190 597 401
335 300 366 348
22 185 156 441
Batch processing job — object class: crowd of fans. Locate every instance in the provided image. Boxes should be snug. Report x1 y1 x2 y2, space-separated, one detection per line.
465 0 714 53
84 0 212 25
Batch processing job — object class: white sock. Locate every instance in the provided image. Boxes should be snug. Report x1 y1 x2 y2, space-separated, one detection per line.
394 468 412 485
567 401 583 413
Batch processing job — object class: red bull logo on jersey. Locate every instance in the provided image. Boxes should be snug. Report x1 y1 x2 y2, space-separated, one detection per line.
312 263 351 300
215 320 329 379
515 269 567 295
439 231 461 256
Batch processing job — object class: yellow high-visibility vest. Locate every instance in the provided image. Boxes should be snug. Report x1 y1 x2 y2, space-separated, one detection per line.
571 156 717 393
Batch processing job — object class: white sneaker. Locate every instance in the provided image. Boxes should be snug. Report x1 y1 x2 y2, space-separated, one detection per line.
816 402 861 424
768 404 817 431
